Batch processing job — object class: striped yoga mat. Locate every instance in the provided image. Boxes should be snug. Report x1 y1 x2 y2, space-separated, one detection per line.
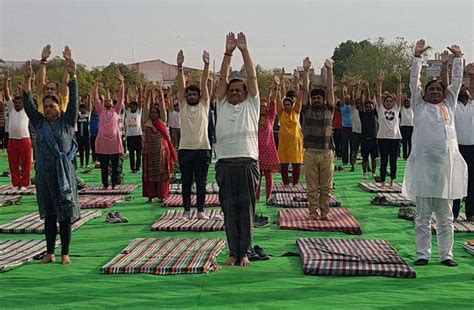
463 240 474 255
169 183 220 194
432 213 474 234
371 193 415 207
359 182 402 193
274 192 341 208
272 183 307 194
79 184 137 195
0 185 36 195
100 238 226 275
79 195 125 209
297 238 416 278
151 210 224 232
162 194 220 207
0 195 22 207
0 210 102 234
279 208 362 235
0 239 59 272
398 207 416 221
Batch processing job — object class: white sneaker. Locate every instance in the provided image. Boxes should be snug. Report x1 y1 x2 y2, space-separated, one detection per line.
197 212 209 220
20 186 26 190
182 211 191 220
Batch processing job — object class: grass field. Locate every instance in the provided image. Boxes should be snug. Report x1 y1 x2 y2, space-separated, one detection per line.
0 151 472 309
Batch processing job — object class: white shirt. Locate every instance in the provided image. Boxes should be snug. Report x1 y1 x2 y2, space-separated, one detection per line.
454 100 474 145
400 106 414 127
403 57 467 200
168 110 181 129
125 109 142 137
376 103 402 139
351 105 362 133
216 93 260 160
7 100 30 139
179 99 210 150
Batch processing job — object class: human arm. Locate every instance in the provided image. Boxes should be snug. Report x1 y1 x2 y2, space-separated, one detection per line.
93 74 104 113
445 45 463 107
114 66 125 114
237 32 258 98
395 72 402 107
176 50 186 102
37 44 51 96
21 61 43 127
3 70 11 101
200 50 210 106
156 82 167 123
64 58 79 126
440 50 450 86
302 57 311 105
469 65 474 96
325 59 335 107
376 71 384 107
216 33 237 101
410 39 431 106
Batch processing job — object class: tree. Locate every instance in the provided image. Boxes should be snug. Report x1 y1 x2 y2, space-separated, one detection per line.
332 40 372 81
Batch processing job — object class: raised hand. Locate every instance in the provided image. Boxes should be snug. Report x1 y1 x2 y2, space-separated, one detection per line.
115 66 124 82
236 32 248 51
303 57 311 71
95 73 102 85
66 58 76 75
324 59 333 69
225 32 237 54
273 75 280 86
23 61 33 79
440 50 450 64
414 39 430 57
41 44 51 60
293 69 299 79
202 50 210 65
63 45 72 60
5 70 11 81
447 44 462 58
177 50 184 67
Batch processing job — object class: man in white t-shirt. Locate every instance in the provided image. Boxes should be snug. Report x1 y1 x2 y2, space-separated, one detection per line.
215 32 260 267
125 101 142 173
400 98 414 160
176 49 212 220
3 73 32 189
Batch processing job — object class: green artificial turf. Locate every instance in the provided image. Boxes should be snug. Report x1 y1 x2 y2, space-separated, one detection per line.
0 151 472 309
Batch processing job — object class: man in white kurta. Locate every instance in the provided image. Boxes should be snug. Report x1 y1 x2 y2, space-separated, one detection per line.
402 43 467 267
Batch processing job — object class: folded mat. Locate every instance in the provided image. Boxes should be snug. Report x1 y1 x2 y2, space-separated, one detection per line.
0 185 36 195
272 183 307 194
0 210 102 234
432 212 474 234
79 184 137 195
297 237 416 278
359 182 402 193
79 195 125 209
462 240 474 255
100 238 226 275
371 193 415 207
0 195 22 207
279 208 362 235
169 183 219 194
274 192 341 208
0 239 59 272
162 194 220 207
151 210 224 232
398 207 416 221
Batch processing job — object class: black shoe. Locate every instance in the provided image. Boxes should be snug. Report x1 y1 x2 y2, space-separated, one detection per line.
254 245 270 260
350 167 355 172
248 248 260 261
106 212 121 223
114 211 128 223
441 259 458 267
414 259 429 266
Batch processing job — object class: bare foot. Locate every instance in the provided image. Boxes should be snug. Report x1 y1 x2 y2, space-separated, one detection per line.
309 214 319 221
320 214 332 221
39 254 56 264
225 256 239 266
61 255 72 265
239 256 252 267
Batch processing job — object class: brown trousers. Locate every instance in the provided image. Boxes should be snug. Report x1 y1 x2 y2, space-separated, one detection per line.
304 149 334 217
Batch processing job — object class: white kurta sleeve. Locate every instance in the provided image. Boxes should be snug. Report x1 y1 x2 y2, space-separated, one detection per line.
409 58 424 108
446 58 464 109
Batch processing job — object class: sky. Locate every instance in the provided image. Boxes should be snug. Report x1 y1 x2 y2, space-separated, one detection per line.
1 0 473 71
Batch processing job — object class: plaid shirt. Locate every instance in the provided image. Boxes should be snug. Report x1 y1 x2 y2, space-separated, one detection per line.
302 104 335 150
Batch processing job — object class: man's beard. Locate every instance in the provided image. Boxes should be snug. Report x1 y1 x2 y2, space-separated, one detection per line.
187 100 199 106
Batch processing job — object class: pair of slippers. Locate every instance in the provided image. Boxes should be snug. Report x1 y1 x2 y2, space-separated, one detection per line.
106 211 128 223
248 245 270 261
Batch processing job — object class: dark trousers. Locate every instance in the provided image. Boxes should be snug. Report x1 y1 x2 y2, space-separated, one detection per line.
97 154 120 187
333 128 342 158
280 163 302 185
378 139 400 182
127 135 143 172
90 135 97 162
453 145 474 219
400 126 413 159
341 127 352 164
45 216 71 255
179 150 211 212
77 135 90 167
216 160 259 259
